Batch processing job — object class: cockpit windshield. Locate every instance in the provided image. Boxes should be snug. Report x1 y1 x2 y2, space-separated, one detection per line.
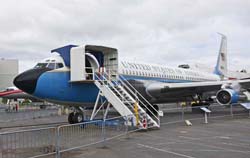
47 63 55 69
34 62 64 69
56 63 64 69
34 63 48 69
34 55 65 70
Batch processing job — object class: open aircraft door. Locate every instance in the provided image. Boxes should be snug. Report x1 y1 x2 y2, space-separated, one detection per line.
85 45 118 81
70 45 118 82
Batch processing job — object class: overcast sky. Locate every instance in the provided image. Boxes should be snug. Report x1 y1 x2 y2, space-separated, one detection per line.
0 0 250 72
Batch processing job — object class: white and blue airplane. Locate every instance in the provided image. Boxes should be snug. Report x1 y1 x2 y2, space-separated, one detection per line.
13 40 250 125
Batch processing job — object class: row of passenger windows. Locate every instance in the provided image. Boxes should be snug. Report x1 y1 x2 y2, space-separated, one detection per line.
122 61 203 78
122 69 209 81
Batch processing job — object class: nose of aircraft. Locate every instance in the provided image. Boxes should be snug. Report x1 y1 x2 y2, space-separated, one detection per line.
13 68 51 94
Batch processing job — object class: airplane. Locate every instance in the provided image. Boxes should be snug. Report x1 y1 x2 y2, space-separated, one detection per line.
0 87 31 99
0 86 49 109
13 43 250 127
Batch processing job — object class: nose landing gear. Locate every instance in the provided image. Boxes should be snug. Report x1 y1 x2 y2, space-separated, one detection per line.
68 107 85 124
68 112 84 124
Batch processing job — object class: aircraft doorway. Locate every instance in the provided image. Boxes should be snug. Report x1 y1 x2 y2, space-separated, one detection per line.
69 45 118 82
85 45 118 81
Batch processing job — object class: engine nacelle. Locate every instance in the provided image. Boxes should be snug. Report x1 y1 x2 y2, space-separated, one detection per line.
216 89 247 105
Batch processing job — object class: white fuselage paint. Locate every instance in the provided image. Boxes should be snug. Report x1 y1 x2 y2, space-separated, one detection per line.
46 55 220 83
118 61 220 82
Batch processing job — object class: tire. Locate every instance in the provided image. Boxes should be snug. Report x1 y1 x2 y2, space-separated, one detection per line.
68 112 75 124
73 112 84 123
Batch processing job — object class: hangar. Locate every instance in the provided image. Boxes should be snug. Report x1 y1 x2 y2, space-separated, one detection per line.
0 58 18 91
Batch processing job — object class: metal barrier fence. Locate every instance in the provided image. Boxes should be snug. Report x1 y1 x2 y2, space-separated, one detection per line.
160 103 250 125
0 115 138 158
0 127 57 158
0 104 249 158
57 115 136 158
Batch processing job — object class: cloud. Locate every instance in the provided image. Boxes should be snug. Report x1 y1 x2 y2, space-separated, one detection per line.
0 0 250 72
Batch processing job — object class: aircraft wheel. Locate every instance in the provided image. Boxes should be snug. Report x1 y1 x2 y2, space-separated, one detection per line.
73 112 84 123
68 112 75 124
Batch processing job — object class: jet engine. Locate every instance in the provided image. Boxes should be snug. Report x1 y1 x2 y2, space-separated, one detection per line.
216 89 248 105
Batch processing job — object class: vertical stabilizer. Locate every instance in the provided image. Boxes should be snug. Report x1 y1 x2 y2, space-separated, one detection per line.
214 33 228 79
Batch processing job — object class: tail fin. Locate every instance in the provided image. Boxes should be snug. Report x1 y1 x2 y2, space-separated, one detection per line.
213 33 228 79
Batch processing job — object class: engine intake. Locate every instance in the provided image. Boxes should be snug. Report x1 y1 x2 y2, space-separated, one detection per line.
216 89 247 105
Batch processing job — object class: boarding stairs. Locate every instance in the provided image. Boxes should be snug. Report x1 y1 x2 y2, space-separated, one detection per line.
94 73 160 129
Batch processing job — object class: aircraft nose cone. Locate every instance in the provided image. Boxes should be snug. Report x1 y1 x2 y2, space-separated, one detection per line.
13 68 51 94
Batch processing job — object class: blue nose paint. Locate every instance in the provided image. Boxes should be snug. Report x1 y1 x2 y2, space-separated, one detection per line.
33 71 99 104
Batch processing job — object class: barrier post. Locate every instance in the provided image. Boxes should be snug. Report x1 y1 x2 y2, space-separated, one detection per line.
102 119 106 148
125 116 129 139
56 127 61 158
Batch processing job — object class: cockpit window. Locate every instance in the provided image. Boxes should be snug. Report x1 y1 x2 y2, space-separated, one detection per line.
34 62 64 69
34 63 48 69
56 63 64 69
47 63 56 69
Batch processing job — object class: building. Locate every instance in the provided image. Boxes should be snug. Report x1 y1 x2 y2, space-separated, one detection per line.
0 58 18 91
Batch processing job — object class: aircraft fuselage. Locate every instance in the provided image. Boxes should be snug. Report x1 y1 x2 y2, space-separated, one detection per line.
14 60 220 107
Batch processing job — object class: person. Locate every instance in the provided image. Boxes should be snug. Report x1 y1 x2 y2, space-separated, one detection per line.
15 103 19 112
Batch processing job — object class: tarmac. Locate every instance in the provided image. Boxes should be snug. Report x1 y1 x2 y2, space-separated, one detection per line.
1 104 250 158
64 114 250 158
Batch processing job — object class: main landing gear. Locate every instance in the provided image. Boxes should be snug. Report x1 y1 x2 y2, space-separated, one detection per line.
68 107 85 124
191 94 211 113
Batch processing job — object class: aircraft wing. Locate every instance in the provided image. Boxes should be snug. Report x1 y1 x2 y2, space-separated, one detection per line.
146 79 250 98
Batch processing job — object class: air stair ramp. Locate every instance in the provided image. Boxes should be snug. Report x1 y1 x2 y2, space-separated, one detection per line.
93 72 160 129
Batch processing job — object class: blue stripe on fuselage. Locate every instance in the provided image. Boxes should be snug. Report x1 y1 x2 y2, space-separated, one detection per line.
120 74 192 83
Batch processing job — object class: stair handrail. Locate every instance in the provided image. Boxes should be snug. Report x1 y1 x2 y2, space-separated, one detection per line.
118 75 160 122
119 81 159 123
94 73 135 111
96 72 159 126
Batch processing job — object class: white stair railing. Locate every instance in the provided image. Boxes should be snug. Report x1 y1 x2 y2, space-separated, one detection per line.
95 72 160 128
94 74 135 118
118 75 160 126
